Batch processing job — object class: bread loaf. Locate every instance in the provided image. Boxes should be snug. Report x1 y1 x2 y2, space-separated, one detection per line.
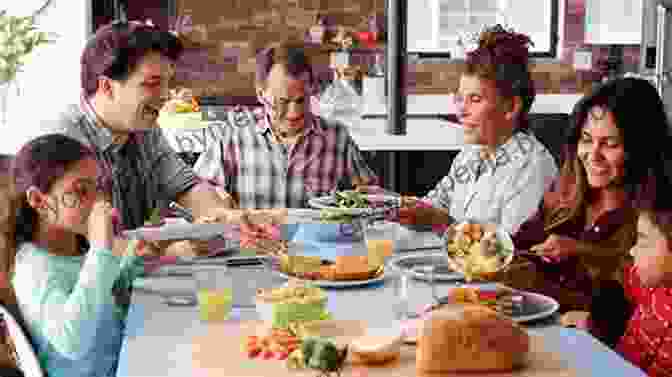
416 304 529 373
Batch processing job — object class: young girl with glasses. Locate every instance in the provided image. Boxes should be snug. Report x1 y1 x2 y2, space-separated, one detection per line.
5 134 154 377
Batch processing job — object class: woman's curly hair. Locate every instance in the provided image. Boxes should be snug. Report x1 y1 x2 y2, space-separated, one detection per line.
465 24 536 131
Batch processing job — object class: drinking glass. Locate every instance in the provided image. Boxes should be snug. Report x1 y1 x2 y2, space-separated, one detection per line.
392 268 419 320
193 265 233 322
361 218 400 269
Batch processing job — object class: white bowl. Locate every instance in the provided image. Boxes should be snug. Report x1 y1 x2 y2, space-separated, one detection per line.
442 220 515 280
350 326 404 364
254 294 328 327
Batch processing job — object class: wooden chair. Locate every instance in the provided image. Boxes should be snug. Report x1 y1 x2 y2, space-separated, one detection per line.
0 154 29 377
527 113 570 167
0 302 42 377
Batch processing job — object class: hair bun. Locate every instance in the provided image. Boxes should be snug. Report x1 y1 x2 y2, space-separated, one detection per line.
472 24 533 65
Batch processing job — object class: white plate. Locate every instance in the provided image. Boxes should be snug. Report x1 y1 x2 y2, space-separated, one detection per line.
123 222 235 241
387 251 464 281
271 268 386 288
513 291 560 323
307 193 399 216
401 291 560 343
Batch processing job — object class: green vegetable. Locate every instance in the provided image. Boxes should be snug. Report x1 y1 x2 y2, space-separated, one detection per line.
302 337 318 362
147 207 162 226
301 337 346 375
333 191 369 209
319 208 356 223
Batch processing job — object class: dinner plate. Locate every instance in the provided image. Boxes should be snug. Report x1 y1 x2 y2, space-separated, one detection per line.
401 291 560 343
270 268 386 288
307 193 399 216
387 251 464 281
512 291 560 323
123 222 236 241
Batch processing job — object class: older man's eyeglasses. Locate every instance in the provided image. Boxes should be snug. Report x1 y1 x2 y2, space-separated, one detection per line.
261 95 307 116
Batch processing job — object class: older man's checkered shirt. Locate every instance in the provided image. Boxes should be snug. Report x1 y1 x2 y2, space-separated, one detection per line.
193 115 377 209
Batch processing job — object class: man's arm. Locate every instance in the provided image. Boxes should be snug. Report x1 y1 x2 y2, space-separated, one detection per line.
149 131 236 219
341 126 380 188
175 180 236 219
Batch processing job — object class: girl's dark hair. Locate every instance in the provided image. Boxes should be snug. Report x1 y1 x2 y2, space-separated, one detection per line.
548 77 671 229
9 134 95 248
635 151 672 240
464 24 536 132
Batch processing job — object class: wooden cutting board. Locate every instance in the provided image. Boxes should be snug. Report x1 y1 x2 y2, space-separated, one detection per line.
192 320 576 377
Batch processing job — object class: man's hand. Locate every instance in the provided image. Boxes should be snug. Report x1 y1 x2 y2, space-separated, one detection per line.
354 185 385 195
201 208 286 238
397 197 441 226
162 239 212 258
110 238 162 258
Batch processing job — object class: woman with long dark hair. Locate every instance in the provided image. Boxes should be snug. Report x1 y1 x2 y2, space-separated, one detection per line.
513 77 670 312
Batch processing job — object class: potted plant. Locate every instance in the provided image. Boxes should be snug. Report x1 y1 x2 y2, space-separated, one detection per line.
0 9 55 126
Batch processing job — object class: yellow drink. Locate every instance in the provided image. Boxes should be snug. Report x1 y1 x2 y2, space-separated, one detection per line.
197 288 233 321
367 239 394 268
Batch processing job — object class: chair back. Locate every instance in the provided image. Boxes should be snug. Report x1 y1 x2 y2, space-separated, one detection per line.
527 113 570 167
0 303 43 377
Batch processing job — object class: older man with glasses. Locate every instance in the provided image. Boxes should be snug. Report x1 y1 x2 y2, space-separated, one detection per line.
194 40 379 210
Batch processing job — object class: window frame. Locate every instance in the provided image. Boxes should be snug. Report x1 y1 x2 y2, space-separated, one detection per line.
409 0 560 59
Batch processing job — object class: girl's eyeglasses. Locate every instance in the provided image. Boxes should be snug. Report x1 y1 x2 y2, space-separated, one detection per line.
59 179 109 209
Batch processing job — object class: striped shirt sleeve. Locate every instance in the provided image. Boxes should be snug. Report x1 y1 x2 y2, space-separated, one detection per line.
148 131 200 201
193 140 229 188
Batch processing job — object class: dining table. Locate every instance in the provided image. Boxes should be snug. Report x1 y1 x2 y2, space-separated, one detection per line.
116 214 646 377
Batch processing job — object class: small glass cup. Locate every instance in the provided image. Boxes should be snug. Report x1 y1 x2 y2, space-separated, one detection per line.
361 218 400 269
392 268 418 320
193 265 233 322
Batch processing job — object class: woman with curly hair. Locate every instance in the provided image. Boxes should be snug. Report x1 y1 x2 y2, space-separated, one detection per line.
398 24 558 235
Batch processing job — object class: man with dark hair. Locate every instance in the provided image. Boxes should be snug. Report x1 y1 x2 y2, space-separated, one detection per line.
36 20 271 252
194 40 378 209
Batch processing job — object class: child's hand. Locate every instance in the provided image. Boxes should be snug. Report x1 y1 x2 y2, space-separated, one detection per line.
87 198 115 250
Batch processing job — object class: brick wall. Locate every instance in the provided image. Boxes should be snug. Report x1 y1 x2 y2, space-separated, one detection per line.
171 0 640 97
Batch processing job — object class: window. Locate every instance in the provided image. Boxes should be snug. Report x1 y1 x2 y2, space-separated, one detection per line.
408 0 559 58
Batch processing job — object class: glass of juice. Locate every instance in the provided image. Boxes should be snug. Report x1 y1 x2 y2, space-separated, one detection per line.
193 265 233 322
361 218 400 269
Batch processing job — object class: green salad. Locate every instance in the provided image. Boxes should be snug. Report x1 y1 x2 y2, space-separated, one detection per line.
332 190 370 209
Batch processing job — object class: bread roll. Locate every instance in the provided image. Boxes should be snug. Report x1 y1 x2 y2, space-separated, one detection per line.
416 303 529 373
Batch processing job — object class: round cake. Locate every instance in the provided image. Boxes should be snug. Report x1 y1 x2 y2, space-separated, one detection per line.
416 303 530 373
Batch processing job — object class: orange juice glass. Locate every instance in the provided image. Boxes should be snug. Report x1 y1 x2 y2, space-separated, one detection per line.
362 219 400 269
194 265 234 322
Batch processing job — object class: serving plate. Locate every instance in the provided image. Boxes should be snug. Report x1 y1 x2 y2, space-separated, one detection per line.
402 290 560 343
307 192 399 216
123 221 236 241
387 251 464 281
270 262 386 288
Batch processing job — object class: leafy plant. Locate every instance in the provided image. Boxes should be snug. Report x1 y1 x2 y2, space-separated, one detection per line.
0 9 56 83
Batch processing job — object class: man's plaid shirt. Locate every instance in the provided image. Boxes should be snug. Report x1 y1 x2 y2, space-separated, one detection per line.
35 96 199 230
193 114 377 209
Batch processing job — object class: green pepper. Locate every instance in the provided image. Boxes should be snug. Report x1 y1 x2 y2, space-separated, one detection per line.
147 207 162 226
301 337 318 362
